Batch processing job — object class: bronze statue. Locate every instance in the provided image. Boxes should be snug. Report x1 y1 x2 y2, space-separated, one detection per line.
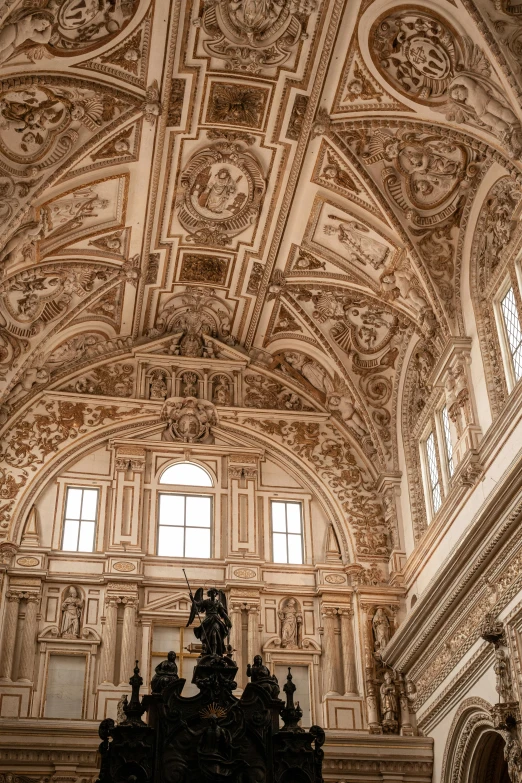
151 651 179 693
187 587 231 657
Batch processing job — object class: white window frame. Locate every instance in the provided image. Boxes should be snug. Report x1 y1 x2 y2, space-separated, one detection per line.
270 500 304 564
437 404 454 484
61 486 100 553
156 492 213 559
420 427 443 523
494 278 522 392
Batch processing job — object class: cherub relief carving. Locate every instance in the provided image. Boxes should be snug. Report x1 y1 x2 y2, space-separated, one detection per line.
0 0 140 63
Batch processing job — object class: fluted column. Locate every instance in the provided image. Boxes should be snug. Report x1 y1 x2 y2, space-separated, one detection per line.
321 607 338 696
230 602 243 687
119 597 137 685
339 607 358 695
0 592 21 680
18 592 40 682
100 597 118 684
247 605 259 666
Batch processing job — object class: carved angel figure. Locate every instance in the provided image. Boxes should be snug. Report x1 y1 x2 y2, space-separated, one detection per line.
60 586 83 638
0 11 54 65
187 587 231 657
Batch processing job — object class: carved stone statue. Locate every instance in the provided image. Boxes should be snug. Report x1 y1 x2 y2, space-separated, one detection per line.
150 369 168 400
380 672 398 725
246 654 280 698
187 588 232 657
279 598 303 649
151 651 179 694
494 648 514 703
372 607 391 653
504 736 522 783
212 376 232 406
161 397 218 443
60 586 83 638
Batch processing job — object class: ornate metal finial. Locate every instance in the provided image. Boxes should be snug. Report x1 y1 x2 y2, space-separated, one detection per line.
122 660 146 726
280 667 304 732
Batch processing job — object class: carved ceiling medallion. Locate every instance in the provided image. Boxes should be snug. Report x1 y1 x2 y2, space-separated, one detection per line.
176 141 265 246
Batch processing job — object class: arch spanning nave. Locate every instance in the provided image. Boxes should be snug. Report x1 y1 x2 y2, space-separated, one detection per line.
1 0 522 779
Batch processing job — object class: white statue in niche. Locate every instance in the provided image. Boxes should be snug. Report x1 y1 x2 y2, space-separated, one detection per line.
372 607 391 653
278 598 303 649
60 586 83 638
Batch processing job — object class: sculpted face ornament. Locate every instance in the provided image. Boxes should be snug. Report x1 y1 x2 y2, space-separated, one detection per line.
199 0 316 72
161 397 218 443
177 141 265 246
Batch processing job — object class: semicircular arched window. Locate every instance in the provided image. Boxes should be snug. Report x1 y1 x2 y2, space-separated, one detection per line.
159 462 213 487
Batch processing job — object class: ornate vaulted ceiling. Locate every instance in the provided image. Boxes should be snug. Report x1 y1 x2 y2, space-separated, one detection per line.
1 0 521 544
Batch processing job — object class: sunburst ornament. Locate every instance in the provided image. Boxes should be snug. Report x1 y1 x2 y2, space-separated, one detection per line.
200 703 227 720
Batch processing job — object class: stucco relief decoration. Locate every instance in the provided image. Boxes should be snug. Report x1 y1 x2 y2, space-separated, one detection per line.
150 287 236 353
161 397 218 443
65 362 135 397
0 399 141 533
243 417 389 556
476 177 522 293
0 0 140 63
342 126 482 318
176 140 265 245
198 0 316 73
370 9 522 157
487 0 522 74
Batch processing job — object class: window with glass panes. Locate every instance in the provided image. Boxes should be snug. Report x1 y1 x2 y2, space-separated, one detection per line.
441 406 454 477
62 487 99 552
271 501 303 564
157 493 211 558
151 626 200 696
425 432 442 516
500 286 522 382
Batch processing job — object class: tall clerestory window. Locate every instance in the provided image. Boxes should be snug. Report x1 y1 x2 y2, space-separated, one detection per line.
157 462 213 559
499 285 522 386
271 500 304 564
425 431 442 517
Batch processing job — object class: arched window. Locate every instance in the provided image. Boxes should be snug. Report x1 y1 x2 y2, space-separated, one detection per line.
160 462 213 487
157 462 213 558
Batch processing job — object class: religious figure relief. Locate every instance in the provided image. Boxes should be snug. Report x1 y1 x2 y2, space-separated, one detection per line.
370 10 522 157
0 0 139 62
187 587 231 657
411 347 435 420
320 151 359 194
161 397 218 443
278 598 303 649
177 142 265 246
149 369 169 400
198 0 316 73
504 736 522 783
380 671 399 731
323 217 390 268
372 607 391 654
243 373 308 411
212 375 232 406
60 585 83 638
494 648 514 703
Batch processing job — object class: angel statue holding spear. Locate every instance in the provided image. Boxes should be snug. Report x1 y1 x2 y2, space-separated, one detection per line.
185 572 232 657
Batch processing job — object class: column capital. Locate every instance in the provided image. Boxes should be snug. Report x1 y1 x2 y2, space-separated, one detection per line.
6 591 22 603
105 596 119 608
337 607 353 618
121 596 138 609
24 592 40 604
321 606 337 619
